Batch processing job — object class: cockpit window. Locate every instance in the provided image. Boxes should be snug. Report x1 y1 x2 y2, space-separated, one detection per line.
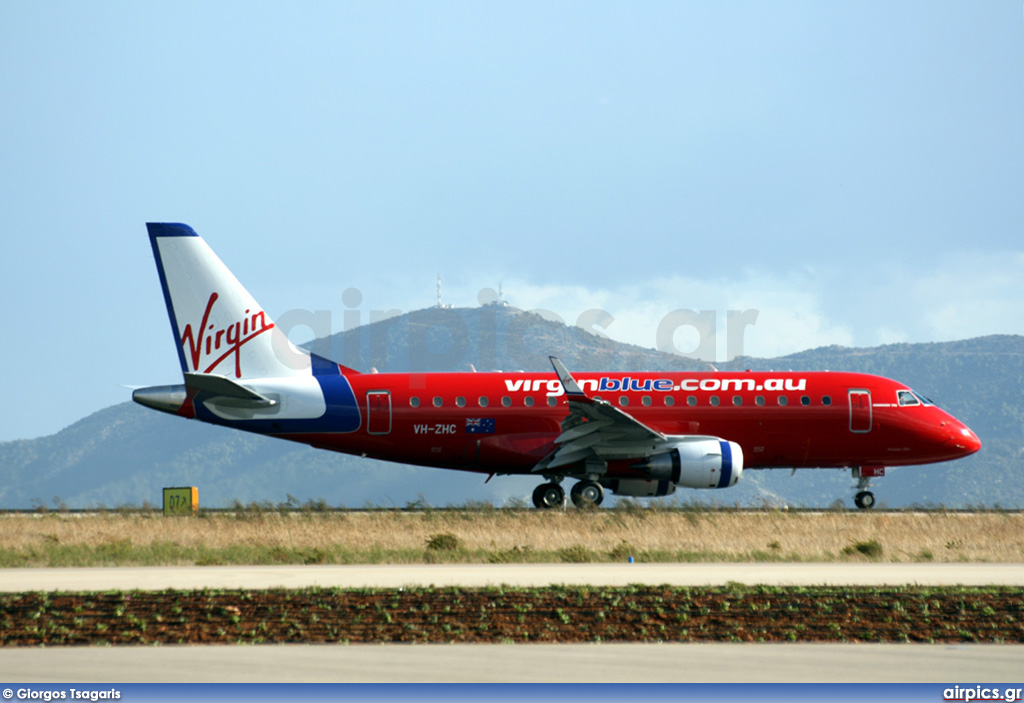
897 390 920 407
912 391 934 406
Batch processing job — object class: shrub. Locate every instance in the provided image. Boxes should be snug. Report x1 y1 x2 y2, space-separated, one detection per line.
302 547 329 564
425 533 460 551
842 539 883 559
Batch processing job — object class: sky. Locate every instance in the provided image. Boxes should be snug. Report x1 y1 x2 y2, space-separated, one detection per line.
1 1 1022 441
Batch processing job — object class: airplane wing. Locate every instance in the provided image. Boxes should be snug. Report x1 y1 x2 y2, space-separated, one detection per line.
535 357 676 472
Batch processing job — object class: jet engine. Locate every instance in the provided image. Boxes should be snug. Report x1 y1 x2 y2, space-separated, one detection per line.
629 438 743 489
604 478 678 497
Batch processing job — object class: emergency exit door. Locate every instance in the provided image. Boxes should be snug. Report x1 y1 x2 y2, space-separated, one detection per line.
366 391 392 435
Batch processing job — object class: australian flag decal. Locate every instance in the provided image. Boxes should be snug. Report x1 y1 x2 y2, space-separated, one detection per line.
465 418 496 434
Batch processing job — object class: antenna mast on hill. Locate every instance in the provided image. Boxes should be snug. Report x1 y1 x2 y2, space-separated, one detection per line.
436 274 452 309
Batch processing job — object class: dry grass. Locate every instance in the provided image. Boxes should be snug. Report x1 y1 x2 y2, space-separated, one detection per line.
1 509 1022 566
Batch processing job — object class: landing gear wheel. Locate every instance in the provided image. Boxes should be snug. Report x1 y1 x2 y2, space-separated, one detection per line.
533 482 566 509
854 491 876 510
570 480 605 508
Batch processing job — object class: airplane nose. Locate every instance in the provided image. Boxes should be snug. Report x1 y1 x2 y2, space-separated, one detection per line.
946 425 982 456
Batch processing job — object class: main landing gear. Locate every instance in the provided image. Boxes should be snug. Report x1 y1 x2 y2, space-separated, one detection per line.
570 480 605 508
532 479 606 509
532 482 565 509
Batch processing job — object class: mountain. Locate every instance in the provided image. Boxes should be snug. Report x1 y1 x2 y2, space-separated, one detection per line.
309 302 710 374
1 305 1021 509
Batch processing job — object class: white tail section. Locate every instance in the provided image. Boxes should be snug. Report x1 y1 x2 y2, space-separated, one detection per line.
147 223 311 379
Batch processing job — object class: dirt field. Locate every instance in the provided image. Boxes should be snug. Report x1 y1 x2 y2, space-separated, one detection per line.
1 509 1021 566
2 586 1021 646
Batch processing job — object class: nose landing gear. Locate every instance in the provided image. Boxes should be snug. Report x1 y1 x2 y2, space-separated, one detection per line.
854 490 876 509
852 467 884 510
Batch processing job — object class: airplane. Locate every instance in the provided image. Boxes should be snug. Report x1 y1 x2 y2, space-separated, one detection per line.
134 223 982 510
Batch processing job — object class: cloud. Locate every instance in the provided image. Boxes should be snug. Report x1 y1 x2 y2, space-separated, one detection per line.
912 251 1024 342
438 269 856 361
438 250 1024 360
812 250 1024 349
285 249 1024 363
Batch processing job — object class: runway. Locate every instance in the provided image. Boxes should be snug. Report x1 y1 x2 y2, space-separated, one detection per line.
3 562 1024 592
1 642 1022 682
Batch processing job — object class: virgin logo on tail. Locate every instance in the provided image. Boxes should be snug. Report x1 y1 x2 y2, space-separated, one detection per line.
180 292 274 378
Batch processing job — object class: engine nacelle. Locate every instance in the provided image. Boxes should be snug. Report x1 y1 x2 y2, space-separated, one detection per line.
631 438 743 489
605 479 678 497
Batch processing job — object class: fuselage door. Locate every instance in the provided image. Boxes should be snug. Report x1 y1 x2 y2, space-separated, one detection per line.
366 391 392 435
848 389 872 433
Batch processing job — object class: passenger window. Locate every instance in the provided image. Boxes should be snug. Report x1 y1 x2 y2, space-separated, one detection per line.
778 396 788 406
710 396 720 406
524 397 534 407
664 396 675 407
501 396 511 407
432 397 443 407
478 396 489 407
642 396 652 406
547 397 557 407
619 396 629 406
822 396 832 406
410 397 420 408
732 396 742 406
898 390 920 406
456 397 466 407
800 396 810 406
687 396 697 406
755 396 766 406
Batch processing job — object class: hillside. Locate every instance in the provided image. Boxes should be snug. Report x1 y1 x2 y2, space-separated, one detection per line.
312 302 710 374
0 307 1021 509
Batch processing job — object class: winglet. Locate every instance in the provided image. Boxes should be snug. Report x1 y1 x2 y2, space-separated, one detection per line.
549 356 588 399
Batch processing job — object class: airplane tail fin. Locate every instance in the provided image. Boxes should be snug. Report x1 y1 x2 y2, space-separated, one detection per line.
146 222 311 380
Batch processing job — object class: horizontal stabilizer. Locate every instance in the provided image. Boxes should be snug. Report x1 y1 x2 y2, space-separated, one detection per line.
184 372 278 408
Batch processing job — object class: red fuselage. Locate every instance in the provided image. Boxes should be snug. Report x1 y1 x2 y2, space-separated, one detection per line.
284 369 981 479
